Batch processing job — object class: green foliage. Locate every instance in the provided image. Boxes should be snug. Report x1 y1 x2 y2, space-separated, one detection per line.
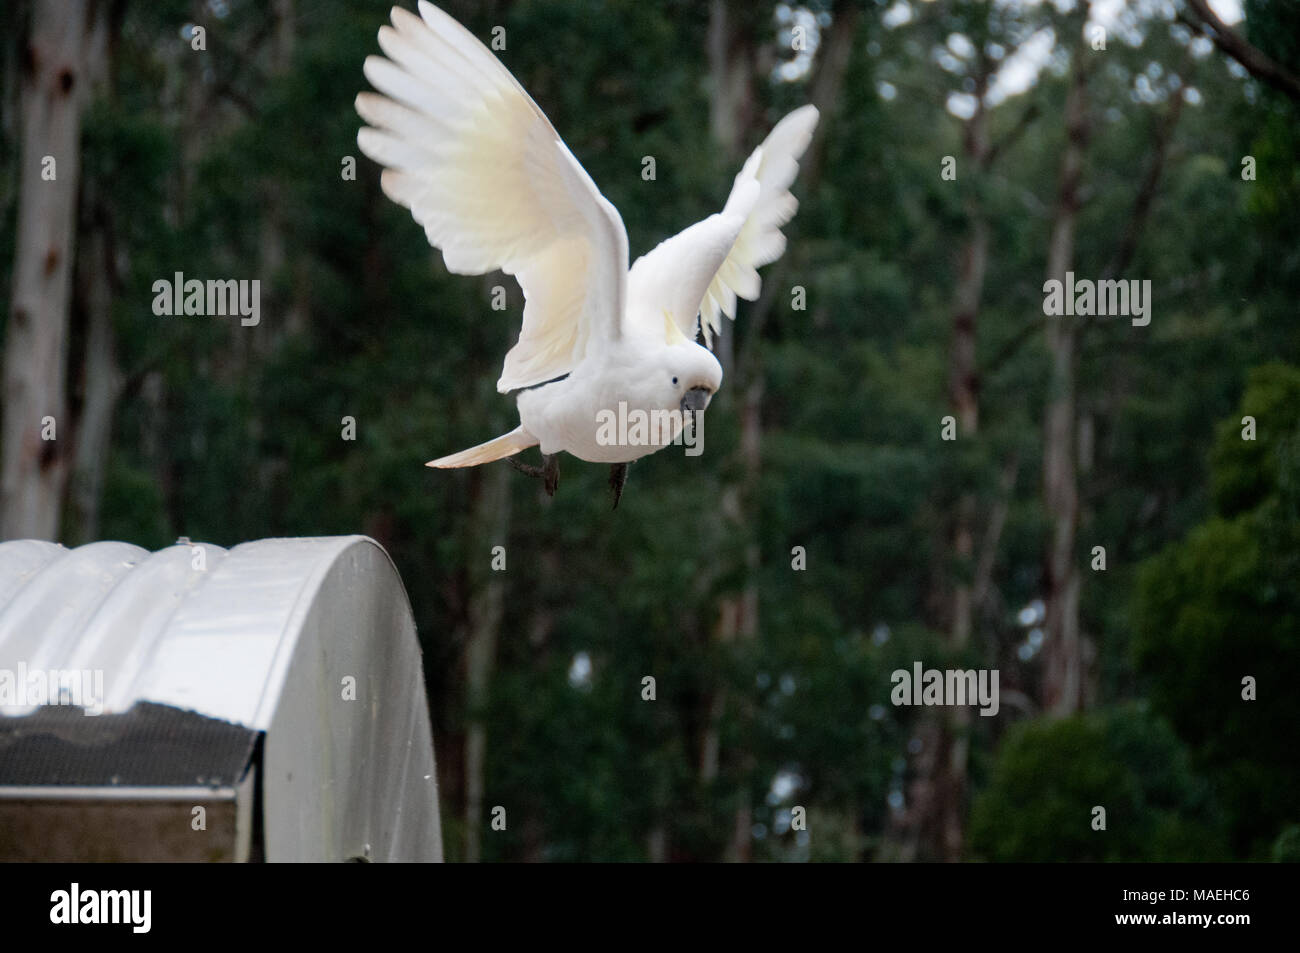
1133 364 1300 855
1210 362 1300 516
1272 824 1300 863
969 704 1226 862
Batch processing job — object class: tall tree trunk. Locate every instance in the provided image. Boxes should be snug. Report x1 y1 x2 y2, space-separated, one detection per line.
1041 7 1091 717
67 200 122 544
898 28 1033 861
799 0 858 188
66 1 120 545
716 373 761 863
948 48 992 652
463 463 511 862
707 0 856 862
2 0 101 540
935 61 991 861
707 0 754 164
700 0 756 862
255 0 301 357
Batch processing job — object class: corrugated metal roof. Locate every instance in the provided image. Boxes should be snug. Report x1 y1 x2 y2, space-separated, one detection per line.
0 536 372 727
0 535 444 860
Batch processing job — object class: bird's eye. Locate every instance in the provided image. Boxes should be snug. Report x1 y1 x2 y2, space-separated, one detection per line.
672 376 678 385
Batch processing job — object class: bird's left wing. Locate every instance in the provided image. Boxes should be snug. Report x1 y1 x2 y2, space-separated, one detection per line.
356 2 628 393
628 105 818 346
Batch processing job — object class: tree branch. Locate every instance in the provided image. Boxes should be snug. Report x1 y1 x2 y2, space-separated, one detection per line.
984 102 1040 170
1101 84 1186 281
1183 0 1300 102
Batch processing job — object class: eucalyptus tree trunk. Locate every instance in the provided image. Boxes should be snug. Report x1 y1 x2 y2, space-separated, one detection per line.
704 0 856 862
463 461 511 862
68 197 123 544
700 0 757 862
67 1 121 545
893 17 1036 861
2 0 102 540
1041 7 1092 717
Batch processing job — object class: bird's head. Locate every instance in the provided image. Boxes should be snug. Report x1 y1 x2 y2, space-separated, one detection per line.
656 312 722 419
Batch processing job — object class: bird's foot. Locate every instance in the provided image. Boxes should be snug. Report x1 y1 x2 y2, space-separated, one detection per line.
609 462 630 509
509 453 560 497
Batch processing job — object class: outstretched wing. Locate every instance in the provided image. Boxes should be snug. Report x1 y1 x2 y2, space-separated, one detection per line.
356 1 629 392
627 105 818 346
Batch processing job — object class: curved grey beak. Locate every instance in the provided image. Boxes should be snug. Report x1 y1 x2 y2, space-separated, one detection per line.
680 387 712 416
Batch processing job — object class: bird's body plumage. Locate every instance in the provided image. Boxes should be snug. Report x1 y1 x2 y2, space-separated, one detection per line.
356 2 818 489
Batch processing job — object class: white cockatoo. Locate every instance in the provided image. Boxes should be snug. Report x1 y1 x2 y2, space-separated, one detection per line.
356 2 818 505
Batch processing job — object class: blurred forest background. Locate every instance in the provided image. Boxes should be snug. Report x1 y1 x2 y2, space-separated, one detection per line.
1 0 1298 862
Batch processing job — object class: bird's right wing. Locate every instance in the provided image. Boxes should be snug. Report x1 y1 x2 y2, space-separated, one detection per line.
356 2 629 393
628 105 818 346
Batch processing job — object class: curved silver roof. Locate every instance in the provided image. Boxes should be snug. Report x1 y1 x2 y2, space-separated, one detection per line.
1 537 366 725
0 536 444 861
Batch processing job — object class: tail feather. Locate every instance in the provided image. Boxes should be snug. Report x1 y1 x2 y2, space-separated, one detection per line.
426 426 539 469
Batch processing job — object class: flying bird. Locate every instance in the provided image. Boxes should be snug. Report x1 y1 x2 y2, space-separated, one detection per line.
356 2 818 507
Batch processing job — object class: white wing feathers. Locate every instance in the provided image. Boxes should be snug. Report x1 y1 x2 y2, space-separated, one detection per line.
629 104 819 345
625 162 760 341
356 2 628 393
